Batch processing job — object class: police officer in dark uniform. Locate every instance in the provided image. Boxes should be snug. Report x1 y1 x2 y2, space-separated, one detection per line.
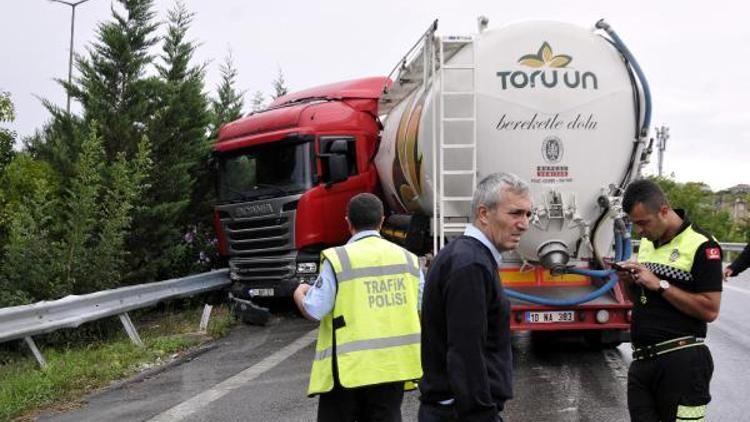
617 179 722 422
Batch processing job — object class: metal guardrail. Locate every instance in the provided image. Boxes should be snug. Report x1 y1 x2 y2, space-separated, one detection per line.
0 269 230 367
718 242 747 253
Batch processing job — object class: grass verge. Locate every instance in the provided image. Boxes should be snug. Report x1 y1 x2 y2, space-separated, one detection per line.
0 303 236 421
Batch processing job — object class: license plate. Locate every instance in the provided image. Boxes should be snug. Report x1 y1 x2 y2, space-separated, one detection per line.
526 310 575 323
248 288 275 297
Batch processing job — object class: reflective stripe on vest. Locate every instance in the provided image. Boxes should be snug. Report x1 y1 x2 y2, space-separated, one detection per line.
307 236 422 395
637 225 712 283
314 333 421 362
676 404 706 421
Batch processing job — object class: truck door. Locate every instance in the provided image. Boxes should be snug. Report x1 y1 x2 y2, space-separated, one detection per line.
318 136 369 242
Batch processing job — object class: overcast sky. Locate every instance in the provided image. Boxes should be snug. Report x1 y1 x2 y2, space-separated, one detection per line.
2 0 748 191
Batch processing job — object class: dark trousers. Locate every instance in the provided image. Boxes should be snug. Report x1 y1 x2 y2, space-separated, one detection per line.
418 402 504 422
318 382 405 422
628 345 713 422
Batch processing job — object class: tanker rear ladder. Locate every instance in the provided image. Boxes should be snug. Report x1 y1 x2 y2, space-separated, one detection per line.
378 23 477 251
436 35 477 249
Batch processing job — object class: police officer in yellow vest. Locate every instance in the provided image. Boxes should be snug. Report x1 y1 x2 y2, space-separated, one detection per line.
617 180 722 422
294 193 424 422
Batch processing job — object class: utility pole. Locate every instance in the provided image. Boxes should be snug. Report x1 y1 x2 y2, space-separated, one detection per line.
655 125 669 177
49 0 93 114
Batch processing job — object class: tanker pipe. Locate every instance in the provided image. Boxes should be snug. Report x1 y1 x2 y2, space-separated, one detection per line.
505 269 619 307
596 19 652 138
537 241 570 275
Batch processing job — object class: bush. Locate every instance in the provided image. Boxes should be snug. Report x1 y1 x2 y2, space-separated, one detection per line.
0 126 151 306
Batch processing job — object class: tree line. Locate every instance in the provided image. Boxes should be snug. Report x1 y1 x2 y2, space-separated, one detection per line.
0 0 288 307
651 177 750 243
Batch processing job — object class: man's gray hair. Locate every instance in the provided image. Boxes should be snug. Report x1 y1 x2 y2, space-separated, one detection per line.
470 172 530 223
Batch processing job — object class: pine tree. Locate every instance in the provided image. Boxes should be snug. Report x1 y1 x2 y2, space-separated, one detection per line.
209 51 244 139
61 124 104 294
129 1 211 281
93 136 151 288
250 90 266 112
272 67 289 99
35 0 162 283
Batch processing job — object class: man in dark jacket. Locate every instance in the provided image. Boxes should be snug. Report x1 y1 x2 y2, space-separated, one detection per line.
723 243 750 280
419 172 532 422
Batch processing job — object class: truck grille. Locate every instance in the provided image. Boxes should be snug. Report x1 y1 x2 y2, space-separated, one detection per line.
226 217 291 251
217 195 300 284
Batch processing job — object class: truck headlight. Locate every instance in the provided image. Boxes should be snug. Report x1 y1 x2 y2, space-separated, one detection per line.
297 262 318 274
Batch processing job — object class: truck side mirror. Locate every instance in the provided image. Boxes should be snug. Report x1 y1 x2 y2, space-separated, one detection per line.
328 154 349 184
329 139 349 154
319 137 354 186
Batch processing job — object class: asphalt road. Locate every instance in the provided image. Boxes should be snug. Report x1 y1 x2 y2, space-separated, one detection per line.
38 272 750 422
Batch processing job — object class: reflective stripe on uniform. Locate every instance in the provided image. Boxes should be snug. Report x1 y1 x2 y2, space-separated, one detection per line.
676 404 706 421
655 335 694 346
314 333 421 361
333 247 420 281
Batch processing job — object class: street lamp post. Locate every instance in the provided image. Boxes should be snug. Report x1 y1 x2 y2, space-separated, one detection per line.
49 0 93 114
655 125 670 178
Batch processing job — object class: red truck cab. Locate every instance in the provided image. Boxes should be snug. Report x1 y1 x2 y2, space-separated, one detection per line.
213 77 389 300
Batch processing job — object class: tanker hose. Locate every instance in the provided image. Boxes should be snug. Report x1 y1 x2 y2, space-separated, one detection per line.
596 19 652 138
614 217 627 264
505 268 619 307
622 223 633 261
589 195 612 270
614 232 624 265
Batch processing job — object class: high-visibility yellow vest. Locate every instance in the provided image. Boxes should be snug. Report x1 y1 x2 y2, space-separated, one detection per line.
637 225 712 277
307 236 422 395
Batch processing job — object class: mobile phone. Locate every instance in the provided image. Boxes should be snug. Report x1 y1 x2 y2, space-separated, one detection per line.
610 262 629 272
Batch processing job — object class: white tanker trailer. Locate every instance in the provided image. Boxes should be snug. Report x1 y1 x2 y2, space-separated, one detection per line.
375 18 652 343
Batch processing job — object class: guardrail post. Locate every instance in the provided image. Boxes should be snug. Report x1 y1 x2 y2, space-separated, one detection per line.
199 304 213 333
24 336 47 369
119 312 143 346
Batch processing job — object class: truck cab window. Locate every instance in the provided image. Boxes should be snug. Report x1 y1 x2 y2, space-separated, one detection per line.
217 139 313 203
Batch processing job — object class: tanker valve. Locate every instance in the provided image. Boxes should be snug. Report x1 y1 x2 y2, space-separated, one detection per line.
537 241 570 275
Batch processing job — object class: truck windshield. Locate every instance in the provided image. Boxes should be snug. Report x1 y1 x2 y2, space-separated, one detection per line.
217 140 313 203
